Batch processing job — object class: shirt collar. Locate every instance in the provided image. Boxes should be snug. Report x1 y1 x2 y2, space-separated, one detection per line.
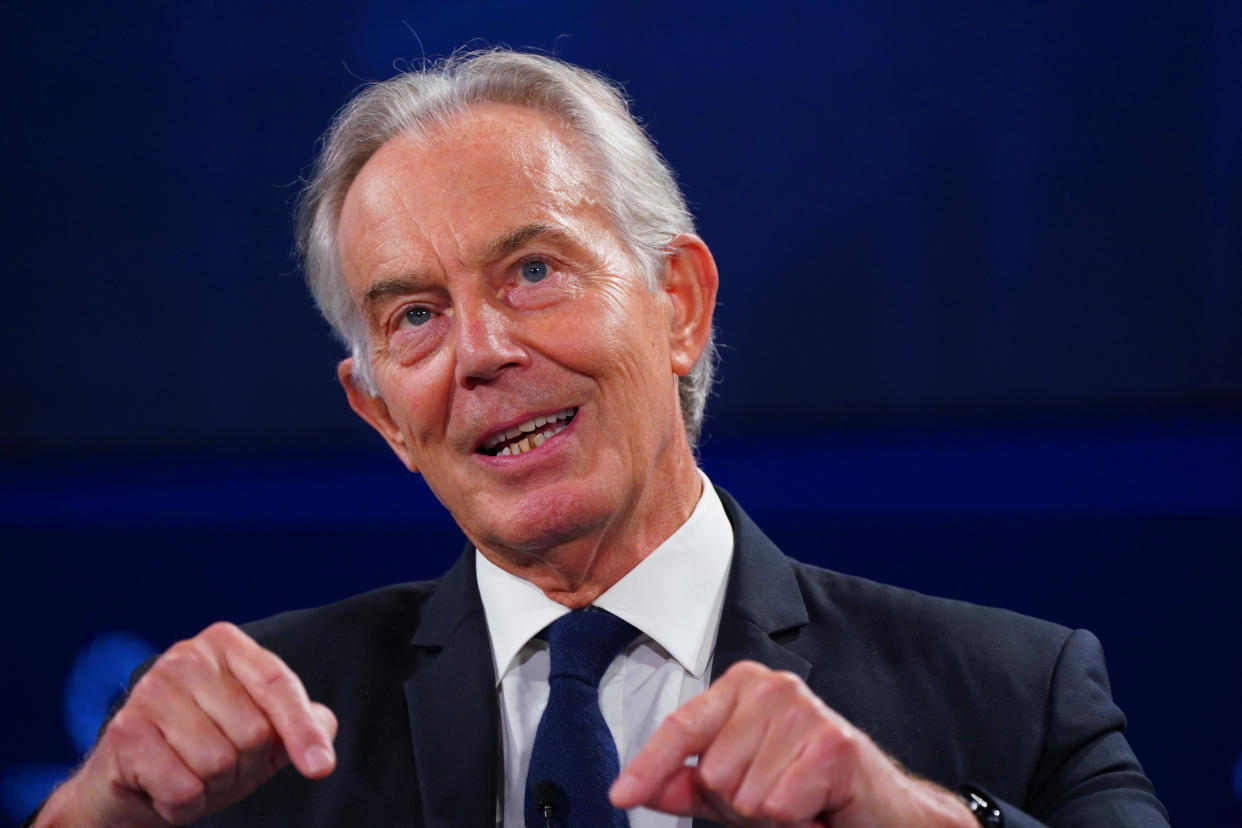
476 471 734 684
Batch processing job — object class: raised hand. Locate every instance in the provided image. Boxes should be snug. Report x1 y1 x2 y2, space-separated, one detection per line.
610 661 974 828
36 622 337 827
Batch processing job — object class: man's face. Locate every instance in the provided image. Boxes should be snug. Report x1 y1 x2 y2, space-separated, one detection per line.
335 104 710 564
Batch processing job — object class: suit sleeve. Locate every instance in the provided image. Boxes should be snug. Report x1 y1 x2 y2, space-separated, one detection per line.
990 628 1169 827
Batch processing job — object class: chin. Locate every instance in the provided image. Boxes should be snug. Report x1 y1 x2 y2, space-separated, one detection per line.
469 485 616 555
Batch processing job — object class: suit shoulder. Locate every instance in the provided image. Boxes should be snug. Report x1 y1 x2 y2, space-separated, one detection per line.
239 580 440 671
786 559 1075 670
781 559 1094 791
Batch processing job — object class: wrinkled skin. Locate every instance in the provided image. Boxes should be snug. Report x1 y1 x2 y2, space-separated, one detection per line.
334 104 711 606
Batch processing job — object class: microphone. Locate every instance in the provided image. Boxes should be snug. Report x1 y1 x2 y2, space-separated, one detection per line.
533 779 558 827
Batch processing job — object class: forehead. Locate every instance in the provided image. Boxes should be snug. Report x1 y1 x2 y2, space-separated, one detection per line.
337 104 599 265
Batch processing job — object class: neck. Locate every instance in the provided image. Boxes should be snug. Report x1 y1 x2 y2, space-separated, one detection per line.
475 449 703 608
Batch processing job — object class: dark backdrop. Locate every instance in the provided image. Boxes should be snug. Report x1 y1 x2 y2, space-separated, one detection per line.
2 1 1239 825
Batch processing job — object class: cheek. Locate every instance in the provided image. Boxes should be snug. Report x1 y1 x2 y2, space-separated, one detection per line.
583 280 669 353
548 291 676 417
539 297 666 382
375 353 456 446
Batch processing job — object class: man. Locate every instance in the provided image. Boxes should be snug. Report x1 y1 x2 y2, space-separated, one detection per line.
31 50 1169 827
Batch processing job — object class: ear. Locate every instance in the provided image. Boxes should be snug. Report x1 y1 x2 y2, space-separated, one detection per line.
663 233 719 377
338 358 420 473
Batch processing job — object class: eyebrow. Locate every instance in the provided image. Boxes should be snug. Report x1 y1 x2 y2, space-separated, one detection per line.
477 223 575 262
360 224 580 312
362 276 431 313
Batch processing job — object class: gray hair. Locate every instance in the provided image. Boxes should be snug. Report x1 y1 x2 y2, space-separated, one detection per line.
295 48 716 446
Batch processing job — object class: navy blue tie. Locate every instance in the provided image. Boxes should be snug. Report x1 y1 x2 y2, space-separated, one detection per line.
525 608 638 828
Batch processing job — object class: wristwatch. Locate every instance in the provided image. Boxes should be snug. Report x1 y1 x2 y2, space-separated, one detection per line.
955 785 1003 826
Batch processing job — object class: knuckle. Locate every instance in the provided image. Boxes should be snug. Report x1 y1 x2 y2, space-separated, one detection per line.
835 723 866 761
155 775 206 821
755 674 797 703
203 620 243 642
746 670 806 713
802 733 838 768
722 660 767 682
806 719 861 766
171 773 206 805
253 666 299 704
234 714 274 752
159 639 211 673
693 757 728 794
128 669 164 704
314 704 339 739
758 797 799 823
730 796 760 819
664 704 702 734
104 707 142 745
767 670 807 698
198 744 239 784
771 668 804 687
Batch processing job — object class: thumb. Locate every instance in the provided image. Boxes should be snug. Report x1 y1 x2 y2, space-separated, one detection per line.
292 703 338 779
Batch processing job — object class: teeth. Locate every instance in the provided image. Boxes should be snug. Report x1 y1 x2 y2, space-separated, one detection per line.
482 408 576 456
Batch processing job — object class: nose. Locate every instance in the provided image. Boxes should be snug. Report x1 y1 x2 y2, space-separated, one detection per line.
452 297 528 388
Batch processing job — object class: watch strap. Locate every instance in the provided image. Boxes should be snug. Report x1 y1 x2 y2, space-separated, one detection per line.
955 784 1004 826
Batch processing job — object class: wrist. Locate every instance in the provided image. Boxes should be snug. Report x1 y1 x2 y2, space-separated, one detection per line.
933 785 988 828
33 768 130 828
31 778 82 828
888 774 985 828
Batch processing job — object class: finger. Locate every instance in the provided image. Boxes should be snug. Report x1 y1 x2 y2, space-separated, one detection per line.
612 665 757 809
761 728 862 822
186 662 282 785
632 766 712 817
108 709 207 825
637 765 821 828
209 624 336 778
693 677 792 809
311 702 339 740
726 688 829 818
730 732 812 820
245 702 335 777
133 669 243 800
146 632 300 802
611 693 733 808
735 737 831 824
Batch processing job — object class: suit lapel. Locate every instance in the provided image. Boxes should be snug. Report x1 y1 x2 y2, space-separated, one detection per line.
403 550 499 827
710 487 811 682
695 489 811 828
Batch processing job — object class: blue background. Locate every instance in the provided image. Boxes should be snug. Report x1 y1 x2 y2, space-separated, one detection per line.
2 1 1239 825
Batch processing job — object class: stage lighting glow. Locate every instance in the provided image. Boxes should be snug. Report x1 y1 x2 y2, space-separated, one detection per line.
0 631 154 823
63 632 154 755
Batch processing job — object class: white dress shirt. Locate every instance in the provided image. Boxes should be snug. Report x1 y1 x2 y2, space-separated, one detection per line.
476 473 734 828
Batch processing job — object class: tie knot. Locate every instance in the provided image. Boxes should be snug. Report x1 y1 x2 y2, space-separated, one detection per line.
546 608 638 687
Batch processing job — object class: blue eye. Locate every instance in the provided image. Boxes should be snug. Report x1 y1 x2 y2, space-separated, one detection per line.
404 307 433 327
520 261 549 283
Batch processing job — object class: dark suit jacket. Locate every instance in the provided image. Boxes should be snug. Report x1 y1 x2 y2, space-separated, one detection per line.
175 490 1165 827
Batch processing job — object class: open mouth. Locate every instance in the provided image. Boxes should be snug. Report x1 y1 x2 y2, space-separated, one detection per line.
478 408 577 457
